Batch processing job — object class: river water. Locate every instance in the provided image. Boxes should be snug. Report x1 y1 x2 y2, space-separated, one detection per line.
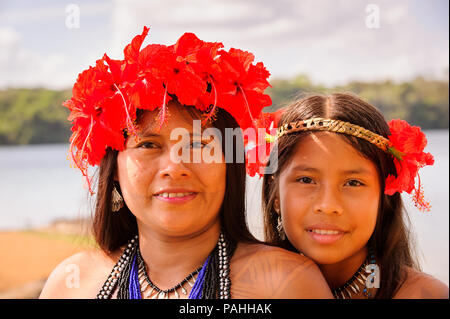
0 130 448 285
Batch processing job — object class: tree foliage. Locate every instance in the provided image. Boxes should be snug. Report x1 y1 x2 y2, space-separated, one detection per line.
0 76 448 145
265 75 449 129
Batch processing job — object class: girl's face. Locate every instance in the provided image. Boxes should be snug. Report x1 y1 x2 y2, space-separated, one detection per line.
116 104 226 237
277 132 380 265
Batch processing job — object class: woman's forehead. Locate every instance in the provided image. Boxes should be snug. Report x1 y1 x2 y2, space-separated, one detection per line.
136 104 204 135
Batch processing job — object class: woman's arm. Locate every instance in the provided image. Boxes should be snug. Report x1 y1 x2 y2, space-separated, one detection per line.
231 244 333 299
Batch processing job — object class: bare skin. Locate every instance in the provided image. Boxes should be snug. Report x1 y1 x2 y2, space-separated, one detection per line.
39 241 331 299
394 267 449 299
40 104 332 299
275 131 448 299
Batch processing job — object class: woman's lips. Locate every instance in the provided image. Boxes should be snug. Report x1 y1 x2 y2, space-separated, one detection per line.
153 191 198 204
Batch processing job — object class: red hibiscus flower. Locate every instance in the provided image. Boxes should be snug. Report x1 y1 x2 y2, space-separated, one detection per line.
244 110 283 177
64 58 132 193
215 49 272 131
385 119 434 211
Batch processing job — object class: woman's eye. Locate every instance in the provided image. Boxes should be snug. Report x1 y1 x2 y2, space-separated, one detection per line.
345 179 364 187
296 177 314 184
189 141 208 149
138 142 158 149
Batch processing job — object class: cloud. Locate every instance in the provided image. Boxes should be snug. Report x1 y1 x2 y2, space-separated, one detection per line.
0 0 448 89
0 27 75 89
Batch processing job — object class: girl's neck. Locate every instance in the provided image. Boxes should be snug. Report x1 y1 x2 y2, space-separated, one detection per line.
137 222 221 290
318 246 368 289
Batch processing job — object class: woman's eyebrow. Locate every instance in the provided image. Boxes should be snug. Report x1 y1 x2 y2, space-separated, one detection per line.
290 164 319 172
138 131 206 138
138 132 160 138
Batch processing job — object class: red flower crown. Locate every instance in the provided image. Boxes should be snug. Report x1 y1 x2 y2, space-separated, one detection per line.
64 26 272 194
248 111 434 212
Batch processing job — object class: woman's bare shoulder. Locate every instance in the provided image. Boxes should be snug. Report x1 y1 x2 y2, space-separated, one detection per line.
394 267 449 299
230 242 333 299
39 248 121 299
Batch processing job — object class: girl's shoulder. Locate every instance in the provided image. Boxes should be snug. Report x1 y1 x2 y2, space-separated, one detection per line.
39 248 122 299
394 266 449 299
230 242 333 298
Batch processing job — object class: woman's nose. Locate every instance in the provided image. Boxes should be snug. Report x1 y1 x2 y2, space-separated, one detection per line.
158 146 192 179
313 184 343 216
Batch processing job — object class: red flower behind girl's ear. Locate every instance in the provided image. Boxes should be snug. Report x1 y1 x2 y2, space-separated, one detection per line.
385 119 434 211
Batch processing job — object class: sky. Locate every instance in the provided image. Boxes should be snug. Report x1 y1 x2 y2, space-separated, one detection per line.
0 0 448 89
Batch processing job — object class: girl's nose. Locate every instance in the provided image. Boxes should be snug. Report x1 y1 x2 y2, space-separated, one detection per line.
313 185 343 216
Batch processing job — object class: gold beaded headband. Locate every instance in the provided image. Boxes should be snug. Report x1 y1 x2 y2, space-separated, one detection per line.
276 117 392 154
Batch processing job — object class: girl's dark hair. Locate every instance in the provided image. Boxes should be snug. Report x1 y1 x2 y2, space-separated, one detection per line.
93 104 258 255
262 93 420 299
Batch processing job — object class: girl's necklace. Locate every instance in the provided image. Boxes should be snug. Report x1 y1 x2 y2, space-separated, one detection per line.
332 248 377 299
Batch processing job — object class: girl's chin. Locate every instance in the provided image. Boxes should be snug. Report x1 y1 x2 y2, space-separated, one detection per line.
297 246 349 265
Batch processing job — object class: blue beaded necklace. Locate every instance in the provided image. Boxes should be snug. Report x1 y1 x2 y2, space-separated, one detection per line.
128 251 211 299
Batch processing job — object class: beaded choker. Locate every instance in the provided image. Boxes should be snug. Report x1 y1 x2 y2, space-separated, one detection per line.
332 248 377 299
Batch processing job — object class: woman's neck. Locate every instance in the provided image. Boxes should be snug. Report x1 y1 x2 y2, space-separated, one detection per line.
137 222 221 290
318 246 368 289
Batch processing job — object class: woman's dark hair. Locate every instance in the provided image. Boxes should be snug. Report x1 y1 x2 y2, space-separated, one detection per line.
92 103 259 255
262 92 420 298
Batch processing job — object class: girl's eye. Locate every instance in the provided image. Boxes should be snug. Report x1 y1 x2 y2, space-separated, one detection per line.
345 179 364 187
296 177 314 184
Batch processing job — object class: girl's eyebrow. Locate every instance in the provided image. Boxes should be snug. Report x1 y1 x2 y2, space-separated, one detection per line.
290 164 372 175
340 168 373 175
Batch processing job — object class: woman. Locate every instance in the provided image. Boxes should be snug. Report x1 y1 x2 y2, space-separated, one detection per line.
39 27 332 299
261 93 448 299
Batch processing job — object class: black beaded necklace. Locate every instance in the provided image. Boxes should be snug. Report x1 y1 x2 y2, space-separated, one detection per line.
137 248 203 299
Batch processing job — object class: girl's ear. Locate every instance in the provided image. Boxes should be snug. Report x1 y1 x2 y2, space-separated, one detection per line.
274 198 280 214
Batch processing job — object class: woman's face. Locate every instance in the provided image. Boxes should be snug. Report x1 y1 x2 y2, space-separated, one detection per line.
116 103 226 237
277 132 380 265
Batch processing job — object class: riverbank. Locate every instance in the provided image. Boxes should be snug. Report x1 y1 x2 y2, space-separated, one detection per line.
0 218 94 298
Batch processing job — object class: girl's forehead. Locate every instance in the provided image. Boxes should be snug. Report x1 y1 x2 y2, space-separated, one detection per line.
288 132 376 171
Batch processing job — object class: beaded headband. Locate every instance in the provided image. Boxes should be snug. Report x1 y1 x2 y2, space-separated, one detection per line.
277 118 392 153
256 115 434 212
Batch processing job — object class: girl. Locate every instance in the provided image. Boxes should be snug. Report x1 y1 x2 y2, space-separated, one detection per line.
262 93 448 299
